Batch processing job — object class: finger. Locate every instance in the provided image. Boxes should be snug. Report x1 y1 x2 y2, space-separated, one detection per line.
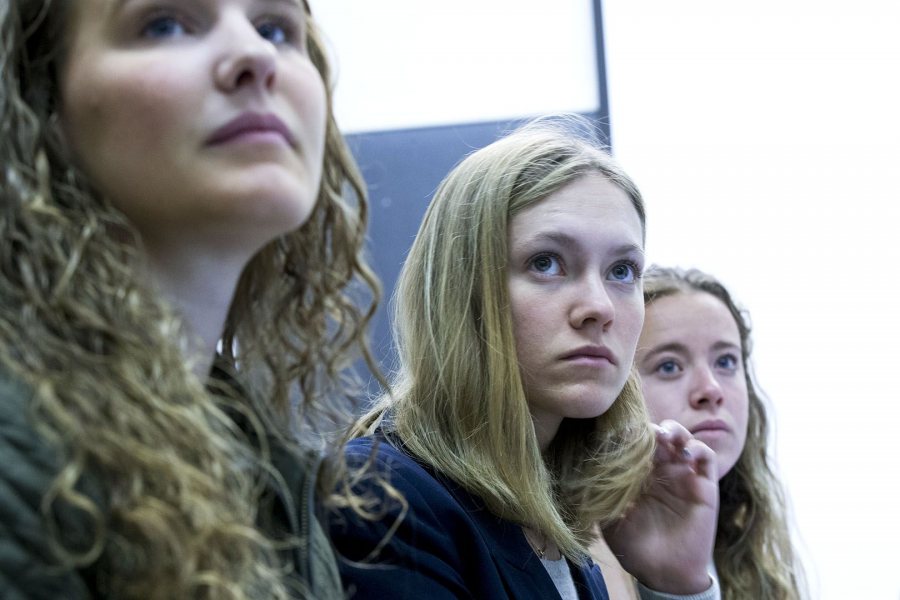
684 438 718 481
658 419 691 446
656 419 692 460
652 424 677 462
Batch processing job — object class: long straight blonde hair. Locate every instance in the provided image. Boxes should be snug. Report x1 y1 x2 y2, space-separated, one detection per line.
359 117 655 561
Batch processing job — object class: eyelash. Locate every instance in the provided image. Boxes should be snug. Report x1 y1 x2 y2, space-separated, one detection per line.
525 254 644 281
716 354 740 371
609 259 643 283
655 359 681 376
137 8 304 47
255 14 304 46
527 252 564 276
140 10 193 39
653 355 740 377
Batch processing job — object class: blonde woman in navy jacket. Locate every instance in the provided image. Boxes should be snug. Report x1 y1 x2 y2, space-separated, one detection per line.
330 118 720 599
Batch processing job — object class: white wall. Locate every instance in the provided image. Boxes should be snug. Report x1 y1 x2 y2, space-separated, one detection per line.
315 1 900 597
313 0 599 132
603 2 900 598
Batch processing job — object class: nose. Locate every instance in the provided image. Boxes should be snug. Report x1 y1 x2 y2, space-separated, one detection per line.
688 365 724 409
568 275 614 330
214 17 278 93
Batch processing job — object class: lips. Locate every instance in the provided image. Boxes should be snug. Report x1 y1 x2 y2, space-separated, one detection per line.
690 419 731 434
560 345 616 365
206 112 296 147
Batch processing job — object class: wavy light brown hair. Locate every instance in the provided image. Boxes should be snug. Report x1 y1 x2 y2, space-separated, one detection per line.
643 267 805 600
358 116 656 562
0 0 378 598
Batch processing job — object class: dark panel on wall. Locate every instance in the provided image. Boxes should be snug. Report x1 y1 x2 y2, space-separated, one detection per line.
346 120 515 379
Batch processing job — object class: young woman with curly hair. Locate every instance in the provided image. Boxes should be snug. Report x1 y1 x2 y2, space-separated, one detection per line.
0 0 379 598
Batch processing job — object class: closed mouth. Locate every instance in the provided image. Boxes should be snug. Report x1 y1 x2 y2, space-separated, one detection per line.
561 345 616 365
207 112 296 148
691 420 730 434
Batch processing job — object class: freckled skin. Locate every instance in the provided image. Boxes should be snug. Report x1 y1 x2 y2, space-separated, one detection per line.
507 173 645 449
637 292 750 477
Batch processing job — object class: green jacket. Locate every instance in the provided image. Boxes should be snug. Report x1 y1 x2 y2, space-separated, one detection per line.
0 374 343 599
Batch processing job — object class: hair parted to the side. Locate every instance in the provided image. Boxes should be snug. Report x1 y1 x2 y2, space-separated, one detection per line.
358 115 655 562
0 0 379 598
643 266 806 600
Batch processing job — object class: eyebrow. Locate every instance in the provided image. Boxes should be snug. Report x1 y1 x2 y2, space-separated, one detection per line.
515 231 644 258
710 340 741 352
640 341 688 362
114 0 305 11
641 340 741 361
269 0 305 8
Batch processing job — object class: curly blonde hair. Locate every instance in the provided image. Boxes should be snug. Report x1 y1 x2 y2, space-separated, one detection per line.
643 267 806 600
359 116 655 562
0 0 379 598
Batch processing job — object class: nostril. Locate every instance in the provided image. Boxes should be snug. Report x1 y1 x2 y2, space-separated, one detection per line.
234 70 255 88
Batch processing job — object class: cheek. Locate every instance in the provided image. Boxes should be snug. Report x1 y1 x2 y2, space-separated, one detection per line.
640 381 681 422
619 295 645 353
735 386 751 436
283 62 327 157
510 308 535 361
508 289 543 366
63 60 197 163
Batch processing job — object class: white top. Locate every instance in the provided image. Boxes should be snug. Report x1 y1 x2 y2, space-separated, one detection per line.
540 557 579 600
635 562 721 600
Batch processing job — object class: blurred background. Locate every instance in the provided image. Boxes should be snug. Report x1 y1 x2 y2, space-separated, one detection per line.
315 2 900 598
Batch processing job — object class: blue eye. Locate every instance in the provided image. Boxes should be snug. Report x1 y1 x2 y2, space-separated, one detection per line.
529 254 563 276
656 360 681 376
256 16 302 46
257 21 286 44
716 354 740 371
608 261 640 283
142 15 187 39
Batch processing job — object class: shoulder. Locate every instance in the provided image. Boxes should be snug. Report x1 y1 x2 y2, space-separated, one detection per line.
345 436 442 486
339 435 468 532
0 372 91 599
344 434 417 470
329 436 490 598
332 436 604 600
342 435 486 530
0 375 63 528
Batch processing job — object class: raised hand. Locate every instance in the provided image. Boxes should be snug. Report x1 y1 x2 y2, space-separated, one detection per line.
602 419 719 595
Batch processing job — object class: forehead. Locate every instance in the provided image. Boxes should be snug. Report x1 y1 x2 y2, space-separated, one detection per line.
642 292 740 346
509 172 644 246
64 0 311 48
81 0 308 17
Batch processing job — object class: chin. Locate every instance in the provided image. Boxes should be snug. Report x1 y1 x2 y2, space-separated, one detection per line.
716 454 740 480
236 189 318 232
225 166 318 213
565 393 618 420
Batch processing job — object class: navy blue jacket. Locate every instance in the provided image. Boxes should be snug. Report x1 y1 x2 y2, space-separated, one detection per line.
329 435 610 599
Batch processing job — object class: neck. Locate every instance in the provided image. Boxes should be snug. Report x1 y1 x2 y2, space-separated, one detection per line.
144 235 251 378
531 411 562 454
